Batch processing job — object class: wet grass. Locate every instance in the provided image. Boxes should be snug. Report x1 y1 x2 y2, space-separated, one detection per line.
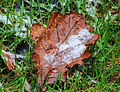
0 0 120 91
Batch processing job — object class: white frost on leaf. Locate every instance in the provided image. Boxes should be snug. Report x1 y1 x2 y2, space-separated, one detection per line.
43 29 93 66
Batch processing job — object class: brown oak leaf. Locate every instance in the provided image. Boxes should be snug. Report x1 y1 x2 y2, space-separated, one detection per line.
30 12 99 90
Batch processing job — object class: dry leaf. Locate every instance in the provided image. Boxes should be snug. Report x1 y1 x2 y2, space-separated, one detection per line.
30 12 99 89
1 47 25 70
1 49 15 70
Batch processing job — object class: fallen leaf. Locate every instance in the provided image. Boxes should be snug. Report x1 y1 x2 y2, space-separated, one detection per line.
30 11 99 90
1 48 15 70
1 47 25 70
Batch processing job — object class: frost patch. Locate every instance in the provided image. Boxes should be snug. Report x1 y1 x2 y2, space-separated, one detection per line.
43 29 93 66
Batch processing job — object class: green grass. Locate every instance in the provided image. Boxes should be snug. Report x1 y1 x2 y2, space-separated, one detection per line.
0 0 120 91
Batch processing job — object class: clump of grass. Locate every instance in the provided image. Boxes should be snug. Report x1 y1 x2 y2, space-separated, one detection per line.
0 0 120 91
